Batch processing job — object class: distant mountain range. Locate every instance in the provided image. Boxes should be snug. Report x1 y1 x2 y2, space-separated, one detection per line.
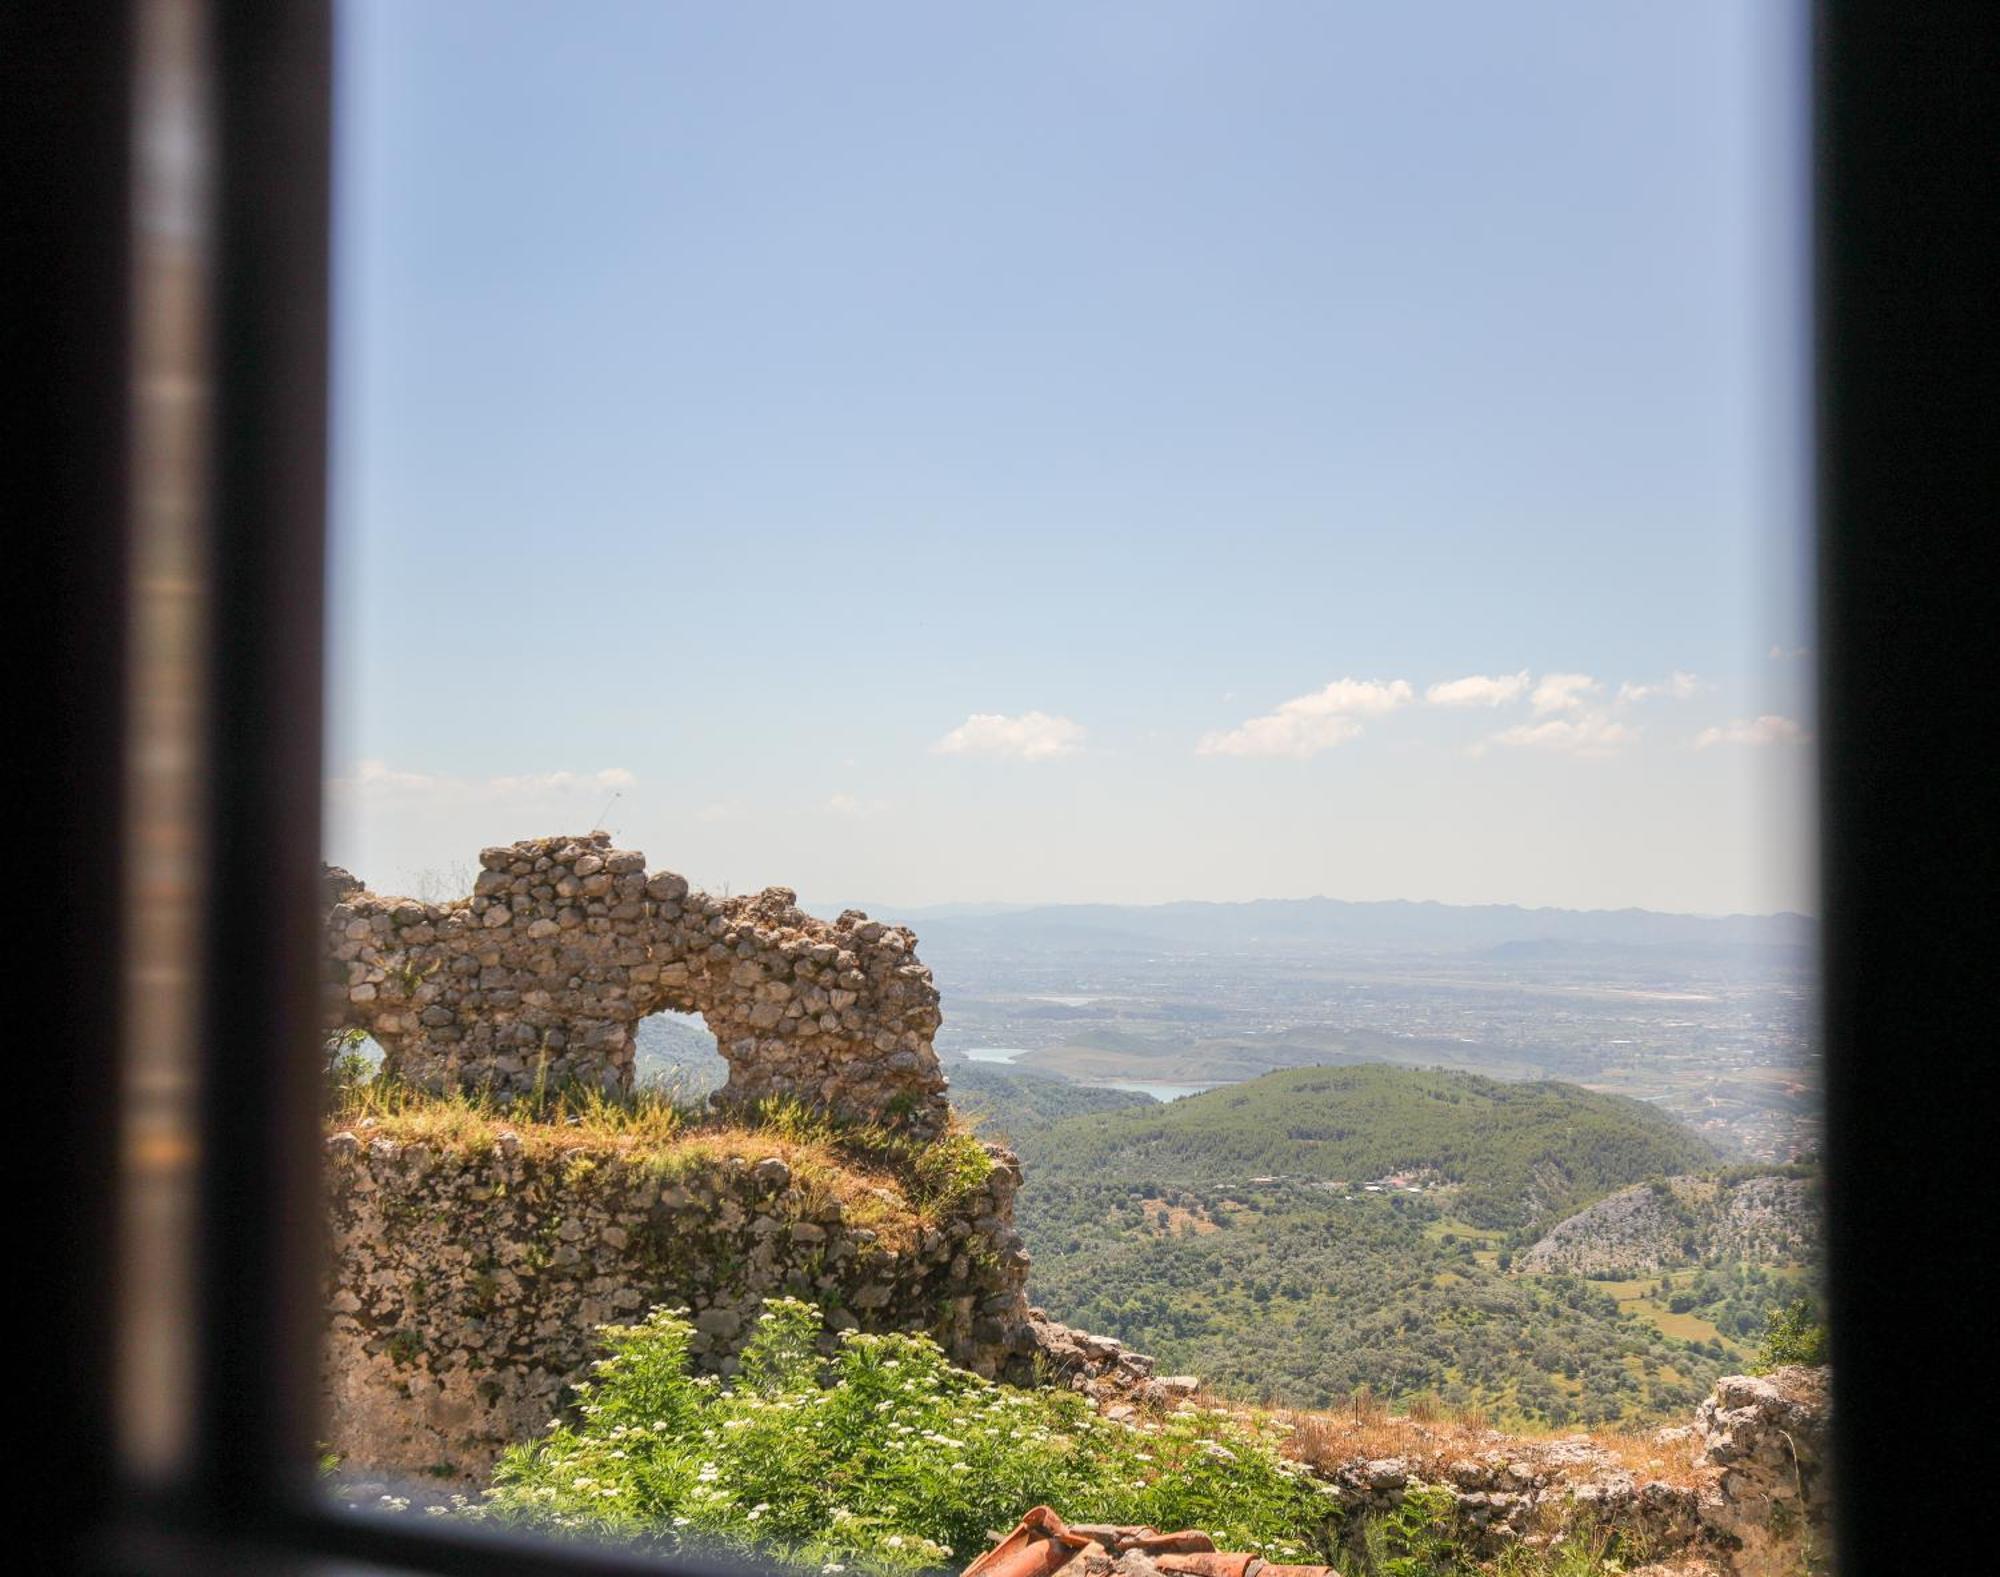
809 895 1817 960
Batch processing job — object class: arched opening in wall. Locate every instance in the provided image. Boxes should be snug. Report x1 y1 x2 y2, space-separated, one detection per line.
634 1009 729 1104
322 1025 385 1107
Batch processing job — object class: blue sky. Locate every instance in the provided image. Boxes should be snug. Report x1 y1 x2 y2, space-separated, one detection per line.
326 0 1814 916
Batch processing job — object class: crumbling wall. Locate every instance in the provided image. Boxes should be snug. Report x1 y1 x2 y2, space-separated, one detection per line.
1291 1366 1831 1576
324 833 949 1135
1688 1367 1833 1576
323 1128 1036 1483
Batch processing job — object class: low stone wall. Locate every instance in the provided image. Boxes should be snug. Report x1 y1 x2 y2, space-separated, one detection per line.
1688 1368 1833 1576
1292 1366 1831 1576
322 1128 1034 1483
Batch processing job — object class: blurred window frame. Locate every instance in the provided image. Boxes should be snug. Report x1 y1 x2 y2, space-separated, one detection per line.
18 1 1991 1572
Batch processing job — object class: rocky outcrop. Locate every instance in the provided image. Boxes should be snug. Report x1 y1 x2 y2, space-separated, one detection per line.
1519 1174 1820 1277
324 834 949 1136
1689 1367 1832 1576
1017 1307 1203 1411
1296 1433 1703 1563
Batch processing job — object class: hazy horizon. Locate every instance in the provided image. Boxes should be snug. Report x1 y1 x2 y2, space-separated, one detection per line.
323 837 1816 927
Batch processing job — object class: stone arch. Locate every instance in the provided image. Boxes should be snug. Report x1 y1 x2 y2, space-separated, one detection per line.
322 833 949 1136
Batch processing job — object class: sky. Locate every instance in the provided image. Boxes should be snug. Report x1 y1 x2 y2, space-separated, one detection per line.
326 0 1814 917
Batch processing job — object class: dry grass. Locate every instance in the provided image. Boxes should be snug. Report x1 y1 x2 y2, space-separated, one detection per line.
1165 1369 1707 1494
1259 1399 1706 1493
331 1078 694 1151
1116 1200 1222 1238
325 1083 936 1248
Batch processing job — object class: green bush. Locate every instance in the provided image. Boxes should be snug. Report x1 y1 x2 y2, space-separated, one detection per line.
1756 1298 1829 1370
323 1026 375 1109
1347 1485 1641 1577
476 1298 1342 1573
1365 1485 1470 1576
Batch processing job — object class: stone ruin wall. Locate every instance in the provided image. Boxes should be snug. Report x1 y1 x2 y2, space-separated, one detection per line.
324 1128 1042 1483
324 833 950 1136
323 833 1154 1481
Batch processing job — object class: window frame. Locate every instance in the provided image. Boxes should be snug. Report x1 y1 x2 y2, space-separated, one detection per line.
22 1 1994 1572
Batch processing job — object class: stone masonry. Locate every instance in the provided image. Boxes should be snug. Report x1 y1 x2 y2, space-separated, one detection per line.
324 1127 1034 1482
324 833 950 1136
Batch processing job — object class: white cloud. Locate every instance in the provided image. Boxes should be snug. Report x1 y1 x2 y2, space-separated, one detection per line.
933 711 1086 762
1489 713 1637 757
1617 671 1701 706
823 792 888 817
1530 673 1600 715
1197 677 1414 759
1695 715 1809 749
338 762 637 800
1426 671 1532 708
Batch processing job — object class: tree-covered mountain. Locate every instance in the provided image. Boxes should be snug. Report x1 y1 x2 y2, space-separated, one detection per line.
943 1061 1154 1143
1007 1065 1719 1232
1019 1177 1732 1426
964 1064 1802 1427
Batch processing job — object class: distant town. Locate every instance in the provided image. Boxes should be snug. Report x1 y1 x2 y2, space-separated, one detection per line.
906 898 1819 1162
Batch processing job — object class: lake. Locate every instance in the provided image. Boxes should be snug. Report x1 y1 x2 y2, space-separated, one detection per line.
960 1046 1035 1064
1088 1079 1225 1102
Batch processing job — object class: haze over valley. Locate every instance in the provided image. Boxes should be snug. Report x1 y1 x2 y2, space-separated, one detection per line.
867 896 1819 1163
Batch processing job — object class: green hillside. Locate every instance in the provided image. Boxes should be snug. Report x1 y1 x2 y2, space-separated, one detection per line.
944 1060 1155 1143
1011 1065 1719 1232
1020 1178 1732 1425
1002 1066 1750 1425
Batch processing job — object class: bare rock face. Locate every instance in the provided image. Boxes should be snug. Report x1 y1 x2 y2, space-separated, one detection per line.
1519 1175 1820 1278
1691 1367 1833 1576
323 834 949 1136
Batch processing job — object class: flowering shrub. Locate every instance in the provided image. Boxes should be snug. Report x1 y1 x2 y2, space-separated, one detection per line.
477 1298 1342 1573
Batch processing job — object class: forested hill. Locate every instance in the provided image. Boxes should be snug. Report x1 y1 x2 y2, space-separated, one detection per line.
1011 1065 1717 1231
945 1061 1155 1142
